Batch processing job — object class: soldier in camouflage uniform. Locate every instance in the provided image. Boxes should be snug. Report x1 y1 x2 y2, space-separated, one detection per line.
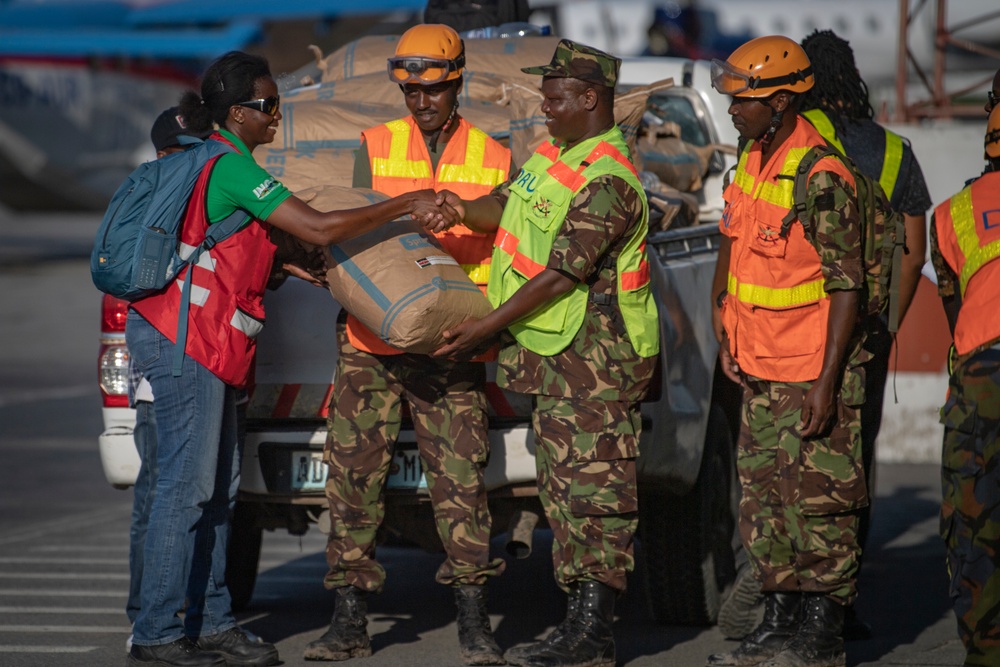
708 36 867 667
304 25 510 666
431 39 661 667
928 108 1000 667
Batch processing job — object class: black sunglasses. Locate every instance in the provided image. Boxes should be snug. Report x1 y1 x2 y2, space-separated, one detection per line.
989 90 999 109
236 96 280 116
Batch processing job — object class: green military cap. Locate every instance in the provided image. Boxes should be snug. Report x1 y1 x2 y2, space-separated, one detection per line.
521 38 621 88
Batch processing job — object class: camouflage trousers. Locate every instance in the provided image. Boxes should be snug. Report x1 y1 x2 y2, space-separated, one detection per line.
322 320 505 593
533 395 640 594
939 348 1000 667
737 376 866 604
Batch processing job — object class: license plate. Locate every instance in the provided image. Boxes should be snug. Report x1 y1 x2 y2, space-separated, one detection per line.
290 448 426 491
290 450 327 491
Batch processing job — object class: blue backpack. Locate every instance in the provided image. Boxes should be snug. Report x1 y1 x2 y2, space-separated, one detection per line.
91 138 249 376
91 138 246 301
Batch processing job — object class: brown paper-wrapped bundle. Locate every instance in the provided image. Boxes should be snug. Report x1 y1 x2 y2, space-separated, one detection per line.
314 34 563 87
295 185 494 354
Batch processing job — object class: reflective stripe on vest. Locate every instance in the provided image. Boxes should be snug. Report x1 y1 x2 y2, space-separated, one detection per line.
488 128 658 358
728 272 827 308
505 140 649 287
371 119 432 180
176 240 215 306
370 118 507 189
438 126 508 187
803 108 903 201
879 130 903 200
495 228 546 279
732 145 811 209
950 187 1000 295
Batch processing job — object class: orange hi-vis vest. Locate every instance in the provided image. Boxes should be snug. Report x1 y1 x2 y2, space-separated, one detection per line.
720 118 856 382
133 142 275 388
933 171 1000 356
349 115 510 355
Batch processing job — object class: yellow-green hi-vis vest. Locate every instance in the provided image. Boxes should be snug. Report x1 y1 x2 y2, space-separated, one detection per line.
802 108 903 202
487 127 660 358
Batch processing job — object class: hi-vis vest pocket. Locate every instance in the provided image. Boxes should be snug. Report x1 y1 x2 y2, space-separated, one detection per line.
751 302 821 359
749 218 788 259
509 167 568 234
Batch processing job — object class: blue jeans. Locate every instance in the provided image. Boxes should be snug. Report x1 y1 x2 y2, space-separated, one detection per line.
126 310 241 646
127 400 157 625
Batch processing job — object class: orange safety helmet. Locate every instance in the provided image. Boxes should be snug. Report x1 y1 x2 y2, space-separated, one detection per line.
986 106 1000 159
388 24 465 85
712 35 814 98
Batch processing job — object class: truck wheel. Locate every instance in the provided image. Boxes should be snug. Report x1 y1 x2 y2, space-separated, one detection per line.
638 405 738 625
226 501 262 611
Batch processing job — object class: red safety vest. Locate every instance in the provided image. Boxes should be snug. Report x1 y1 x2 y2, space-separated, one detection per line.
348 115 510 356
132 143 276 388
933 171 1000 355
720 118 856 382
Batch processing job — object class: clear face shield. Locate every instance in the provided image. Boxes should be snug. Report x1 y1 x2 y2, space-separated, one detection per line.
387 54 465 85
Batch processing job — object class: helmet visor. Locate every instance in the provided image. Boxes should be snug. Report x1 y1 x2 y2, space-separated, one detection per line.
387 55 464 85
711 59 754 96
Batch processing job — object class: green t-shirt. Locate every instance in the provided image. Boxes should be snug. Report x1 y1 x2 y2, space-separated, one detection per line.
204 129 293 224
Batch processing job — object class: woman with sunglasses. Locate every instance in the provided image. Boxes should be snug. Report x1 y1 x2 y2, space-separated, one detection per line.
124 51 452 667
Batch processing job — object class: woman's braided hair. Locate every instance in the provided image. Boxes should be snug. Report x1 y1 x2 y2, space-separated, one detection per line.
800 29 874 129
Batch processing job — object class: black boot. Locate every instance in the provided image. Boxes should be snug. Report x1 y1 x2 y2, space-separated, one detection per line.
196 627 279 666
760 594 846 667
505 586 582 665
303 586 372 661
127 637 226 666
455 585 505 666
707 592 802 666
520 580 616 667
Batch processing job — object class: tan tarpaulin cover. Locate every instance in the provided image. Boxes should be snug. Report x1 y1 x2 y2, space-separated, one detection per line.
270 36 675 176
295 185 493 354
264 36 710 234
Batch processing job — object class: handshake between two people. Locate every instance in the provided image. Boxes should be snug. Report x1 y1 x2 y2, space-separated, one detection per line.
407 189 466 234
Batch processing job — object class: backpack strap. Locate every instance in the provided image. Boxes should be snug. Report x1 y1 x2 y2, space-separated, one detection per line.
170 208 249 378
887 213 906 334
780 145 831 237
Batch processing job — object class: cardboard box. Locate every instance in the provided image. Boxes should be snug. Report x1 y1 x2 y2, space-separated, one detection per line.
294 185 494 354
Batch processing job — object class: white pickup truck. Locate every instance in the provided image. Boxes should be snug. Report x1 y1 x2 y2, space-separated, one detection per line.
96 53 743 626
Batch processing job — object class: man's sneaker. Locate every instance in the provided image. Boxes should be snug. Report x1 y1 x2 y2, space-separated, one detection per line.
196 627 280 667
127 637 226 666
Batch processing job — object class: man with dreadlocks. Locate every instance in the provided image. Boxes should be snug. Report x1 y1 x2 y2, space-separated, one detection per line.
707 35 868 667
805 28 931 640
